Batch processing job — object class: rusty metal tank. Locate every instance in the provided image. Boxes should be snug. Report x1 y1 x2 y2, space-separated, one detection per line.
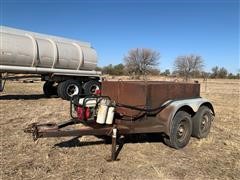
101 81 200 116
0 26 97 73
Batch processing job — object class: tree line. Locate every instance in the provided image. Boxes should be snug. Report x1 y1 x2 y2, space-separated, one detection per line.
96 48 239 80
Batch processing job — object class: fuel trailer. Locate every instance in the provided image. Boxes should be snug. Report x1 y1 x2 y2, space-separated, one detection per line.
25 81 215 161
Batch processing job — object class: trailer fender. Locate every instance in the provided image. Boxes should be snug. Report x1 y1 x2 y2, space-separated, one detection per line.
157 98 214 136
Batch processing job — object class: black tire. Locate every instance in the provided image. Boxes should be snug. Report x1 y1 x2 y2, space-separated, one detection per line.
192 106 213 139
57 80 81 100
83 80 101 95
164 111 192 149
43 81 57 97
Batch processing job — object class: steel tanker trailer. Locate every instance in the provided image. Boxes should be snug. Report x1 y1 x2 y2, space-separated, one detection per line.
0 26 101 100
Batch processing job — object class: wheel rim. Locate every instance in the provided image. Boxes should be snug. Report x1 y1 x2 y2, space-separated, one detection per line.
89 85 99 93
66 84 79 97
200 113 210 133
176 119 189 142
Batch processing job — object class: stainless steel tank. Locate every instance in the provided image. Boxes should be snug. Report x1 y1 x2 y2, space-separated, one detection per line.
0 26 98 72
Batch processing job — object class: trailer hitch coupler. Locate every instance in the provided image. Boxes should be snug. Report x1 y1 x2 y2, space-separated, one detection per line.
23 123 39 141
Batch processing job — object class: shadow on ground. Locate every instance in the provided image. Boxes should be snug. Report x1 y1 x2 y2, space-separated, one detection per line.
54 133 166 159
55 133 165 148
0 94 58 100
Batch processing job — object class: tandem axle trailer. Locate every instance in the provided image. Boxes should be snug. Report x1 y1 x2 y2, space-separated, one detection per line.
24 81 215 161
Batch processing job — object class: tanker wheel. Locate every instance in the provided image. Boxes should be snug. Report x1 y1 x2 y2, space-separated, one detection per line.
57 80 82 100
83 80 101 95
192 106 213 139
43 81 57 97
164 111 192 149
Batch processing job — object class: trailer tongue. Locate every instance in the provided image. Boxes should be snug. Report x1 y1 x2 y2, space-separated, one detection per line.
24 81 214 161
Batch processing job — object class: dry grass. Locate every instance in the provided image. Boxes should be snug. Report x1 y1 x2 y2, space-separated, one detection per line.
1 78 240 179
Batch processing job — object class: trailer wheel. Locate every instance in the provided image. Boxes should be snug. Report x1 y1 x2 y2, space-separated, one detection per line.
164 111 192 149
83 80 101 95
57 80 81 100
43 81 57 97
192 106 213 139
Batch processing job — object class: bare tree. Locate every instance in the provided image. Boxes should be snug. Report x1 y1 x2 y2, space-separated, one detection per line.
124 48 160 77
211 66 228 78
218 67 228 78
211 66 219 78
174 54 204 81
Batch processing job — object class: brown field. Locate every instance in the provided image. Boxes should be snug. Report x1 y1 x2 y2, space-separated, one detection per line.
1 78 240 179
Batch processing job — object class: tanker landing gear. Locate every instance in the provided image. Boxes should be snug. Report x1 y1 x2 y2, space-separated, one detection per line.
0 73 7 92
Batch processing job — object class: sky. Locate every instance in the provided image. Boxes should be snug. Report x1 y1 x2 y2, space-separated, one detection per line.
1 0 239 73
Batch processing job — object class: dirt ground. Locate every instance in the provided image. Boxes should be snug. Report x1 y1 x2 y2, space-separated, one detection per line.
1 78 240 179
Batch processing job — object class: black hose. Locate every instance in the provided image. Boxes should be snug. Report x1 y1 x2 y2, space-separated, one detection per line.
115 100 174 122
116 100 173 113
